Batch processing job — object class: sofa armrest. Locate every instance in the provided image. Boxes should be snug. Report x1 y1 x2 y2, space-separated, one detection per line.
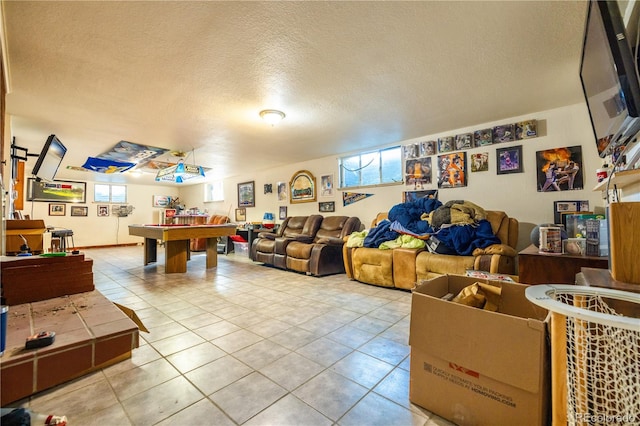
259 231 277 240
309 244 345 276
316 237 345 246
392 247 425 290
291 235 315 243
274 237 296 254
472 244 517 258
473 253 517 275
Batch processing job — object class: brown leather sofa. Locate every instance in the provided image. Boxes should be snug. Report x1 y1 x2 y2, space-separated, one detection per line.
343 210 519 290
286 216 362 276
250 215 323 269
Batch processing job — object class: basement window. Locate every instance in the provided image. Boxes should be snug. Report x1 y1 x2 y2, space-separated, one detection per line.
339 146 403 188
94 184 127 203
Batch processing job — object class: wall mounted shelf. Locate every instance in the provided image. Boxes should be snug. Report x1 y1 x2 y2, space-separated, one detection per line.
593 168 640 191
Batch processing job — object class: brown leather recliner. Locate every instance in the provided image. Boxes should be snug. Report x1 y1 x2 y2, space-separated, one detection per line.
251 215 323 269
286 216 362 276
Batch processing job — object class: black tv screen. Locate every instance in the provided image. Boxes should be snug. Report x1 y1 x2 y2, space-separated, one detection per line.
32 134 67 182
580 0 640 158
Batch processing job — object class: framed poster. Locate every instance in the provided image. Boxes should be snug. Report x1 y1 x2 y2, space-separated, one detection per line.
290 170 316 204
320 174 334 197
27 179 86 203
437 152 467 189
496 145 523 175
277 182 287 201
70 206 89 217
97 205 110 217
49 203 66 216
536 146 584 192
405 157 432 190
235 208 246 222
319 201 335 213
279 206 287 220
237 181 255 207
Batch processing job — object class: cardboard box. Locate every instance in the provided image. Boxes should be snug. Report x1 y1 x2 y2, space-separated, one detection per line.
5 220 47 254
409 275 550 426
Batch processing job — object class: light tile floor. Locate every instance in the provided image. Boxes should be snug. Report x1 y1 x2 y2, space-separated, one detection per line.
10 246 456 426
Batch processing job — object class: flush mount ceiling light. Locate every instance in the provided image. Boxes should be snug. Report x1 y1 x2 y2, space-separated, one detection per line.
259 109 286 125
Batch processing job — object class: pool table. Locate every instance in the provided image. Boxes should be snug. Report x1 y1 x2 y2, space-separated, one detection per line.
128 223 237 273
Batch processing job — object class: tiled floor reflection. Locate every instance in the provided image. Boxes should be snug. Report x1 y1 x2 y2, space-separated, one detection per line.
9 246 456 425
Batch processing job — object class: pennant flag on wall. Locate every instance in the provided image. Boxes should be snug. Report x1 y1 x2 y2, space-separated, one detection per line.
343 192 373 206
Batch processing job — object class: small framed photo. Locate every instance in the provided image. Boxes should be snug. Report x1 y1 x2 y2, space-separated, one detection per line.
70 206 89 217
470 152 489 172
319 201 335 213
493 124 515 143
279 205 288 220
515 119 537 140
496 145 523 175
97 205 110 217
437 136 454 153
49 203 66 216
474 128 493 147
320 174 334 197
235 208 246 222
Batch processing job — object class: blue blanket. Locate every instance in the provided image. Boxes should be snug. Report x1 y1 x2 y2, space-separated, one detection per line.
363 198 500 254
434 220 500 255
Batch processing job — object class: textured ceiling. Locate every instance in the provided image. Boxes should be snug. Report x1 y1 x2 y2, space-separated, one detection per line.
2 1 589 185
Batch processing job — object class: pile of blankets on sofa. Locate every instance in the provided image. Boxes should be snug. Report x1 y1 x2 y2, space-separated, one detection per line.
347 199 500 256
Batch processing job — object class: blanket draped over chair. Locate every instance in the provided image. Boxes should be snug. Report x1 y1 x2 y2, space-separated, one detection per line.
360 199 500 256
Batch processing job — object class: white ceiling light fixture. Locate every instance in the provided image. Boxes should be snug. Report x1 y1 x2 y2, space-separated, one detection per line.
259 109 286 125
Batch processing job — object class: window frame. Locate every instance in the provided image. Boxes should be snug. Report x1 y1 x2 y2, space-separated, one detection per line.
94 183 127 203
338 145 403 189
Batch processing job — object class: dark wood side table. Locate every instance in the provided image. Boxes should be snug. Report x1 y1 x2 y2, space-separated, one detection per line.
518 244 609 284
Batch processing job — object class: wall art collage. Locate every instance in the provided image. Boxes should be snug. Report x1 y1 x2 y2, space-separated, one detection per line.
402 119 548 194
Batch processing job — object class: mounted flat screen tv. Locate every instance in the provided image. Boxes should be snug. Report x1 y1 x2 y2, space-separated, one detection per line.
580 0 640 158
32 134 67 182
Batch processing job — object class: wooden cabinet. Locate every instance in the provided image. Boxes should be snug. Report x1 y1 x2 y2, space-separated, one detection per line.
518 244 608 284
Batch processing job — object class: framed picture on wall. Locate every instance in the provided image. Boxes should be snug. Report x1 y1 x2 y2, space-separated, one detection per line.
237 181 255 207
279 206 287 220
152 195 172 207
290 170 316 203
235 208 246 222
70 206 89 217
97 205 110 217
437 152 467 188
319 201 335 213
320 174 334 197
536 145 584 192
49 203 66 216
496 145 523 175
28 179 86 203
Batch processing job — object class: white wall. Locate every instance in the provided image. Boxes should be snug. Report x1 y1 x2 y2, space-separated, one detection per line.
182 103 607 250
10 102 610 251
